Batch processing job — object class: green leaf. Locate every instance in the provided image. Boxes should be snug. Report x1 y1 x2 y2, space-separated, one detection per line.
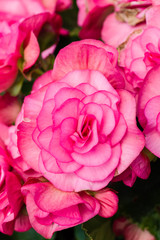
74 224 86 240
83 216 115 240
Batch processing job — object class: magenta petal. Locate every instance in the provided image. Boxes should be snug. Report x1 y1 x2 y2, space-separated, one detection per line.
14 209 31 232
131 153 151 180
76 144 120 181
53 205 81 226
6 172 23 217
72 143 111 167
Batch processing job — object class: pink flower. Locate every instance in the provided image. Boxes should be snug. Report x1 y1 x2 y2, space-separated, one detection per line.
0 0 71 19
16 40 144 192
0 0 62 92
0 138 31 235
113 152 151 187
138 66 160 158
21 178 100 239
113 217 155 240
120 27 160 91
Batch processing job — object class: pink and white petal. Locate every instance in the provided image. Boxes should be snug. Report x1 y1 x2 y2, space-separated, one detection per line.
100 104 116 136
39 155 114 191
82 91 111 106
54 87 85 109
144 127 160 158
25 193 57 239
117 128 145 174
52 41 118 81
138 66 160 127
49 128 73 163
23 85 47 121
74 119 99 154
80 102 103 126
75 144 120 181
110 114 127 146
18 122 40 172
76 83 97 95
144 96 160 127
53 99 81 128
60 118 77 152
40 149 62 173
37 126 53 150
37 99 55 131
32 70 53 92
43 82 70 102
72 143 111 167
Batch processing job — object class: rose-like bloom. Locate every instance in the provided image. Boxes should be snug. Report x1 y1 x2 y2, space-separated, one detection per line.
113 217 155 240
120 27 160 92
21 178 100 239
17 40 144 192
138 66 160 158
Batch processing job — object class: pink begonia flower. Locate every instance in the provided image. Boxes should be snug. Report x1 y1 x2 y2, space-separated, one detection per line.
0 0 72 18
16 40 144 192
94 188 118 218
0 137 31 235
138 66 160 158
77 0 114 39
0 172 31 235
21 178 100 239
113 152 151 187
113 217 155 240
0 0 62 92
120 27 160 92
0 93 20 126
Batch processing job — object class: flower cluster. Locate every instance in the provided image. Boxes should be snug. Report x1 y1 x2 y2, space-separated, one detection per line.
0 0 159 239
